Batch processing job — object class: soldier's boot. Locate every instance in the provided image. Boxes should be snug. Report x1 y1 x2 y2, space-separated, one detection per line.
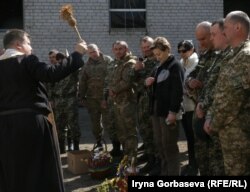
73 140 80 151
110 140 122 157
139 155 155 175
59 139 66 154
67 139 73 151
94 140 103 151
148 158 161 176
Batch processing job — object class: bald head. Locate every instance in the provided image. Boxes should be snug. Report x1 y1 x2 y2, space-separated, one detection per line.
226 11 250 34
195 21 213 52
196 21 212 33
224 11 250 47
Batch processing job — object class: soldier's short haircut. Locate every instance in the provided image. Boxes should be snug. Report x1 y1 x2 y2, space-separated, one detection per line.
3 29 30 49
140 36 154 44
211 18 225 31
150 37 171 52
227 11 250 33
87 43 99 51
114 40 128 49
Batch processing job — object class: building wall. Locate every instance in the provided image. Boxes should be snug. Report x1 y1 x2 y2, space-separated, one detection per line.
0 0 223 62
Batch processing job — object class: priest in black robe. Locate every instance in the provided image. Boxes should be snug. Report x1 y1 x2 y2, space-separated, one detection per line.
0 29 87 192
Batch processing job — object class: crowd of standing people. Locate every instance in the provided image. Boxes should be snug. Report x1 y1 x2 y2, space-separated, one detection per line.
0 9 249 192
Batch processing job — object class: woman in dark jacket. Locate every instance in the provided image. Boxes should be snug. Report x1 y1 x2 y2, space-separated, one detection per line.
145 37 184 175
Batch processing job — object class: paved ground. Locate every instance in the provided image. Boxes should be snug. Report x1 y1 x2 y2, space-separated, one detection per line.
62 107 188 192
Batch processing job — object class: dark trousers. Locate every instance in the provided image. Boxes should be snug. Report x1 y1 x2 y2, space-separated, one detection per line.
151 115 180 175
0 112 64 192
181 111 197 167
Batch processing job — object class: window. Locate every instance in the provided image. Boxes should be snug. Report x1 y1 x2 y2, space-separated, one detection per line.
109 0 146 29
224 0 250 16
0 0 23 30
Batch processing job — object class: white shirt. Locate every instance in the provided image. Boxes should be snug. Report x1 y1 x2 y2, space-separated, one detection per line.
180 52 199 112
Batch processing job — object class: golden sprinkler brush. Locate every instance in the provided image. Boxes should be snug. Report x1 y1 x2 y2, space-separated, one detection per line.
60 4 83 41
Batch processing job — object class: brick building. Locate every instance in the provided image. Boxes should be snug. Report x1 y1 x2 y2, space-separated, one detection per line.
0 0 249 61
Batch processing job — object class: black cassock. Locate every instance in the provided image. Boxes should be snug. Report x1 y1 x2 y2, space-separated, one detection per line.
0 52 84 192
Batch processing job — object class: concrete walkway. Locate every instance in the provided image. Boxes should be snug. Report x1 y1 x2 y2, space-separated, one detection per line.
62 107 188 192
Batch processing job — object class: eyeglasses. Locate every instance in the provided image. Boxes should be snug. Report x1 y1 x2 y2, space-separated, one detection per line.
178 49 188 54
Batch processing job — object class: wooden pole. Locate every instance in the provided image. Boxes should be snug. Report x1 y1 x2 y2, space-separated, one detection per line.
73 26 82 41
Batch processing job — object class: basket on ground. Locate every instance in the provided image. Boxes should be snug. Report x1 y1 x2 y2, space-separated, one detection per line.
87 140 112 179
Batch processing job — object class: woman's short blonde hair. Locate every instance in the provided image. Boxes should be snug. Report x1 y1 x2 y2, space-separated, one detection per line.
150 37 171 52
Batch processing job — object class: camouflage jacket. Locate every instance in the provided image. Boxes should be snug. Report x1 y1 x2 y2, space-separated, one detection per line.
202 47 232 112
109 53 137 104
186 50 217 102
103 59 116 101
79 53 113 100
211 40 250 131
55 70 79 99
135 57 158 95
46 68 79 104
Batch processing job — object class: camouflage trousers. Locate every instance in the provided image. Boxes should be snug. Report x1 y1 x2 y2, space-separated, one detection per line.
218 116 250 176
106 99 119 142
54 97 80 142
208 133 225 175
86 98 105 142
137 94 155 155
86 98 118 142
113 101 138 159
194 116 224 175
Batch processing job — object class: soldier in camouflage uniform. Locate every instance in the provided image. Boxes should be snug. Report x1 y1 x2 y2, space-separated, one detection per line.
197 19 231 175
79 44 116 151
135 36 158 174
103 43 123 156
208 11 250 176
186 21 217 175
109 41 138 162
53 52 81 153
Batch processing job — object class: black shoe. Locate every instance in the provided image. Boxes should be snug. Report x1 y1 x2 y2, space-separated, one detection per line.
181 164 198 176
59 139 66 154
67 139 73 151
110 140 122 157
73 140 80 151
59 144 66 154
137 153 148 164
94 141 103 152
